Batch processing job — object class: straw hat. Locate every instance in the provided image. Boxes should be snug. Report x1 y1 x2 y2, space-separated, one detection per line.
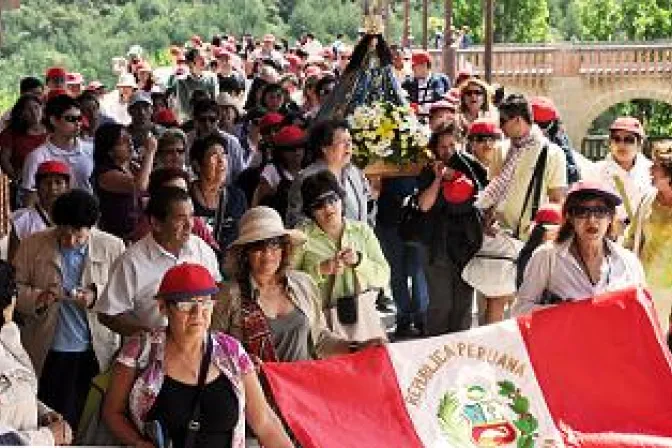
228 206 306 248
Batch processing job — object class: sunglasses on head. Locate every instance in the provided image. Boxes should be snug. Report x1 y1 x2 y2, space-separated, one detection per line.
247 236 284 252
62 114 83 123
569 205 612 219
310 192 340 210
170 299 215 313
470 134 497 143
610 135 637 145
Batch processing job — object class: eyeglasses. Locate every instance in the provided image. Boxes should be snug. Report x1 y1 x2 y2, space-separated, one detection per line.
464 90 485 97
610 135 637 145
247 236 284 253
171 299 215 313
569 205 613 219
197 115 219 123
310 192 340 210
470 135 497 143
62 114 83 123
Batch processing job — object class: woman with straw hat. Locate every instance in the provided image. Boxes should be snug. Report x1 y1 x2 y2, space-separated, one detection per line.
216 206 381 362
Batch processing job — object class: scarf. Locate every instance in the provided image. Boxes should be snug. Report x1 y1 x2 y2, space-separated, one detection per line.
475 125 544 210
240 294 278 363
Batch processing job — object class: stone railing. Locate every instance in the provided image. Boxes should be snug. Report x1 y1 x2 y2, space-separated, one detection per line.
428 42 672 78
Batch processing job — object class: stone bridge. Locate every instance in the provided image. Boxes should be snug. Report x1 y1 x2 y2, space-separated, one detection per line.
430 42 672 147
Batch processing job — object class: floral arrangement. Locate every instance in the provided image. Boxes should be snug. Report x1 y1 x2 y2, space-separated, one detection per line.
348 101 431 167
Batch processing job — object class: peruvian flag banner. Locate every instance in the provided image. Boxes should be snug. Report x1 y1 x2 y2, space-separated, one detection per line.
263 288 672 448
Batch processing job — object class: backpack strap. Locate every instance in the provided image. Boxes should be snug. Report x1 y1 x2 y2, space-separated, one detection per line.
514 144 548 238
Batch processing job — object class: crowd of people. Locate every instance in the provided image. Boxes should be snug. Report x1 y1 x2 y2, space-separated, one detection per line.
0 27 669 447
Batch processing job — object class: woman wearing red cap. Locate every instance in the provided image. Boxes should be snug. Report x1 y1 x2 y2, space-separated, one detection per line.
466 118 504 173
252 125 307 216
104 263 293 448
8 160 71 261
591 116 654 237
416 122 488 335
513 181 646 316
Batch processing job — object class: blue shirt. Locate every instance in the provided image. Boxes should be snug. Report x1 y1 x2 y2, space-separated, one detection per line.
51 244 91 352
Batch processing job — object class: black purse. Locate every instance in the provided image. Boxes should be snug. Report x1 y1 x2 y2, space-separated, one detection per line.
398 192 426 242
335 294 358 325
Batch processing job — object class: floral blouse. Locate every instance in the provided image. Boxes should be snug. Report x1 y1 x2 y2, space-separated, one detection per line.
116 329 253 448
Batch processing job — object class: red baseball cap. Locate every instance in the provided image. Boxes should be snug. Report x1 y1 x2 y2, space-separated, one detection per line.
609 116 645 138
468 118 501 137
533 203 563 227
154 108 179 127
155 263 218 302
259 112 285 131
36 160 70 180
530 96 559 123
45 67 67 80
273 125 306 147
411 50 432 67
442 171 475 204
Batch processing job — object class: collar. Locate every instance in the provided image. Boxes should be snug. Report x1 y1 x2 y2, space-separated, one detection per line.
555 236 615 259
145 233 194 261
605 152 652 175
46 137 84 155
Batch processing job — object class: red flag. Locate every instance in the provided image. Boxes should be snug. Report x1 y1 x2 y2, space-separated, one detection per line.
264 288 672 447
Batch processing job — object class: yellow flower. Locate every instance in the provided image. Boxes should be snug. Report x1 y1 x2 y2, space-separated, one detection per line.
379 118 396 141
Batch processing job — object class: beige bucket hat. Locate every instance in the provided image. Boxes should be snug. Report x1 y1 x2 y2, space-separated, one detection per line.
228 206 306 248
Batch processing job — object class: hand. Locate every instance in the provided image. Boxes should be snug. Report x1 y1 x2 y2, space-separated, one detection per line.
338 248 359 267
35 286 60 314
482 208 499 237
250 354 263 373
431 161 446 180
71 286 96 309
47 419 72 445
39 411 63 426
319 258 345 276
144 133 158 155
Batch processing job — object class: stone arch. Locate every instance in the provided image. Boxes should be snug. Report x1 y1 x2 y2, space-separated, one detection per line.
571 80 672 143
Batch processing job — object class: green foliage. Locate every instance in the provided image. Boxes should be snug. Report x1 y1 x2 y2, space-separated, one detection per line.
589 100 672 137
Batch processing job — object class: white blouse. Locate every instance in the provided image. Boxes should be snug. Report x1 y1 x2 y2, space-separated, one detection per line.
512 237 646 317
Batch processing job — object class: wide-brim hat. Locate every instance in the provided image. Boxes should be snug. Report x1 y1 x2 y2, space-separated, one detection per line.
228 206 306 249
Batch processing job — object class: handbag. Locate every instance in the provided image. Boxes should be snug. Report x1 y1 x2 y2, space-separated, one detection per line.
324 268 387 341
398 192 426 242
75 333 156 446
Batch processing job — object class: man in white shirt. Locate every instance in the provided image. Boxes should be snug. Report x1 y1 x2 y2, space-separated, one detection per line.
21 94 94 206
95 187 221 336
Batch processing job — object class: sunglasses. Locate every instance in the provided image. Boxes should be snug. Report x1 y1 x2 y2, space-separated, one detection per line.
310 192 340 210
610 135 637 145
471 135 497 143
569 205 613 219
464 90 485 97
159 147 186 155
247 236 284 252
170 299 215 313
197 115 219 123
62 114 83 123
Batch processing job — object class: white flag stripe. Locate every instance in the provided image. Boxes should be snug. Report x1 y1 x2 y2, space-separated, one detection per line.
387 320 563 448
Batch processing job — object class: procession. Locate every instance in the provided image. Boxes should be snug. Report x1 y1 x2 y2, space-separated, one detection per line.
0 0 670 446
